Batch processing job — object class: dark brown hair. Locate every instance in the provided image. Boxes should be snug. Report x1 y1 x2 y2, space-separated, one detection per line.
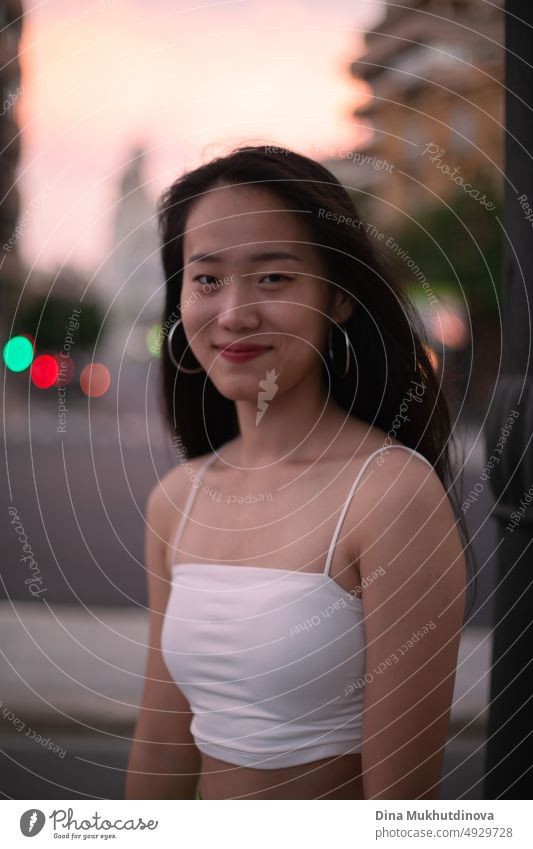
156 144 477 620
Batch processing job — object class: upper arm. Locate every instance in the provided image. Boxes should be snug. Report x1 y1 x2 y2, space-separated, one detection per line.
349 452 467 799
133 469 200 764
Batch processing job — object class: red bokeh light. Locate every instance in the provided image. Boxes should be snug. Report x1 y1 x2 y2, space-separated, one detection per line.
54 354 76 386
31 354 60 388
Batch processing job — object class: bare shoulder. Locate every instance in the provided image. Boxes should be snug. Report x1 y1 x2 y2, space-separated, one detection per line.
145 450 214 567
361 444 448 509
349 442 450 516
348 444 466 614
345 443 464 590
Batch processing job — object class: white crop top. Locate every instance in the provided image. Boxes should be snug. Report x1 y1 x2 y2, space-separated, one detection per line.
161 443 434 769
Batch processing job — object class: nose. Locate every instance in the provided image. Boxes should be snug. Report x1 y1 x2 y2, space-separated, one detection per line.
216 277 260 331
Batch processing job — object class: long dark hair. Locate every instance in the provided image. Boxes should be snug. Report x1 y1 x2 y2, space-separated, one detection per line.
156 144 477 620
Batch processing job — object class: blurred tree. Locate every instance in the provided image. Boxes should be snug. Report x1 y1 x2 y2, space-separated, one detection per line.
390 178 503 319
388 178 503 417
12 265 106 351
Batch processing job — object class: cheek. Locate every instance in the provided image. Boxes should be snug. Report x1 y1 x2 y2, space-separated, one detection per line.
271 322 328 379
181 301 214 340
271 302 328 351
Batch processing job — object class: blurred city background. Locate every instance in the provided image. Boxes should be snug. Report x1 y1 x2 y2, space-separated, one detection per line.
1 0 504 799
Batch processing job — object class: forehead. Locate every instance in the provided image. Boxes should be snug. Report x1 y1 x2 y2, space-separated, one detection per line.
183 182 315 259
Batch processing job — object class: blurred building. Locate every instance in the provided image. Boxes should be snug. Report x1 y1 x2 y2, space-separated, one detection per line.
324 0 504 229
0 0 24 339
98 146 164 364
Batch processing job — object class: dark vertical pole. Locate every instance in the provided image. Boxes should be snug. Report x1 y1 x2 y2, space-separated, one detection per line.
483 0 533 799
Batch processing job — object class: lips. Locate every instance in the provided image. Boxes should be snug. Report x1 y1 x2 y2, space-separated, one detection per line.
215 343 273 363
216 343 272 352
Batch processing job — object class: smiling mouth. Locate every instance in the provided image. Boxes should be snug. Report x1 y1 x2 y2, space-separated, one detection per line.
214 344 273 352
215 344 273 362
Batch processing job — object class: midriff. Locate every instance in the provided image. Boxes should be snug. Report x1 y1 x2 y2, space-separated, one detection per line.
198 751 364 799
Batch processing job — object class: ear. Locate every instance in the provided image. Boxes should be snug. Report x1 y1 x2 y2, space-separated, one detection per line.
331 289 355 325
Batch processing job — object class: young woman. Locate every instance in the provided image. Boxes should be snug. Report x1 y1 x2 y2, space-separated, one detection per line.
125 145 472 800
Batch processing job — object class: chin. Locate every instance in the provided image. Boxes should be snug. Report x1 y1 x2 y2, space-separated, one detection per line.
211 380 263 403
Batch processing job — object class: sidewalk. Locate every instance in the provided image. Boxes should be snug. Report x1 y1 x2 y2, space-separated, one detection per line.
0 601 490 735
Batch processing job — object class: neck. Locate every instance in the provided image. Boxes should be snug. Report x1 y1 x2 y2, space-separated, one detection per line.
230 366 351 467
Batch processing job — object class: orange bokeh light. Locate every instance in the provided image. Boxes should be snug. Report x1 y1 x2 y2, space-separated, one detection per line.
429 309 469 350
79 363 111 397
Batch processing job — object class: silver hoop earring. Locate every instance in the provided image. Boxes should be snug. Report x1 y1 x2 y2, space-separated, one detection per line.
167 317 204 373
328 323 351 378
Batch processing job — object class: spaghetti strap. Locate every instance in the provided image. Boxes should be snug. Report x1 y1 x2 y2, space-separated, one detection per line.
322 444 434 576
171 451 219 552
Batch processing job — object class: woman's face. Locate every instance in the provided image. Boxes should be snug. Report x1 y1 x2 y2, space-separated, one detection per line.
180 181 353 401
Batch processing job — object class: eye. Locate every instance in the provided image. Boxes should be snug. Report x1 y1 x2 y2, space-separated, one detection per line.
260 273 293 284
194 274 219 287
193 272 293 288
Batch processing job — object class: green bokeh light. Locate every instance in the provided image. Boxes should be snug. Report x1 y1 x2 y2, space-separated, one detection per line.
146 323 162 358
3 335 34 372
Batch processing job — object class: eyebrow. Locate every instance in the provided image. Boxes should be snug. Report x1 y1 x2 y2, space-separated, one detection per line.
187 250 304 265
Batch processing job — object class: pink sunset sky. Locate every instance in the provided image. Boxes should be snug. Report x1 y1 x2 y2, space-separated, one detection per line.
15 0 384 276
